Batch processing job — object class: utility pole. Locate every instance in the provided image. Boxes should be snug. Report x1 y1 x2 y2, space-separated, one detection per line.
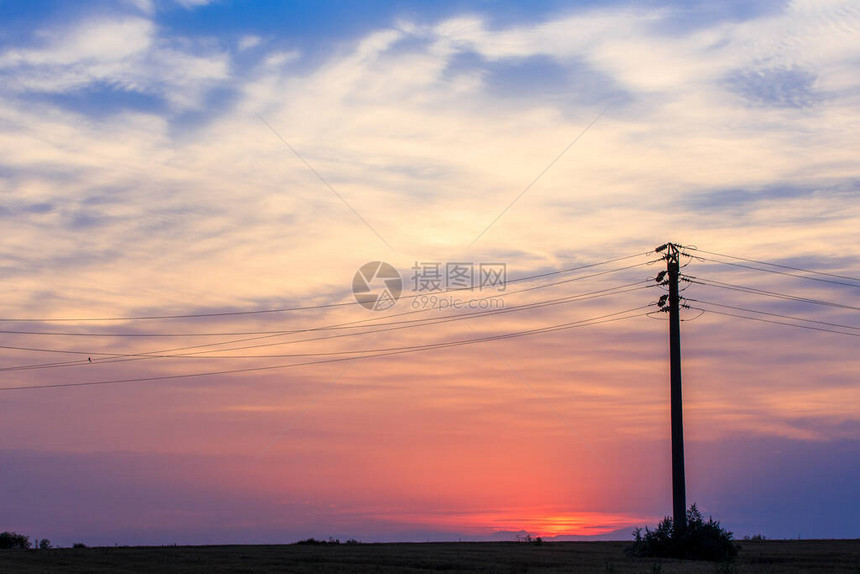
657 242 687 534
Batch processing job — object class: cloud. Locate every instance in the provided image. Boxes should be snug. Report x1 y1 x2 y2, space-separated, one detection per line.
174 0 215 8
0 2 857 324
0 15 229 111
0 17 154 68
237 35 262 52
726 66 819 108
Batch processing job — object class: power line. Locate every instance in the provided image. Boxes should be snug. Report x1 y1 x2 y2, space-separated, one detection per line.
468 106 607 248
5 243 859 391
142 289 654 360
0 282 654 368
0 259 657 336
136 285 653 360
0 252 652 324
690 305 860 338
692 254 860 289
0 275 651 341
0 306 652 392
687 247 860 284
689 299 860 333
256 112 394 251
170 305 653 360
689 277 860 312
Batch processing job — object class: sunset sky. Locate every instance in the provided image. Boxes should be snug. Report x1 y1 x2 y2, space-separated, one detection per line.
1 0 859 546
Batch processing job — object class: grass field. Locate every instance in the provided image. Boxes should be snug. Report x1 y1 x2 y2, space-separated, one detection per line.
1 540 858 573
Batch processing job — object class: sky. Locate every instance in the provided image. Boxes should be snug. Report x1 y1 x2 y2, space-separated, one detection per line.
0 0 859 546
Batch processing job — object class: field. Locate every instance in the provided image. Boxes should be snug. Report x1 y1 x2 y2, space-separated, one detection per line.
1 540 858 573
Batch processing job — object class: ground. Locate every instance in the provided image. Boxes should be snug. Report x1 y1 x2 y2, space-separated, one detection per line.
1 540 858 573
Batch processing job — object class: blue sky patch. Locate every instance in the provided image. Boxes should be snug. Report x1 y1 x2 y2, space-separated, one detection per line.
30 83 169 119
725 66 819 109
446 51 630 108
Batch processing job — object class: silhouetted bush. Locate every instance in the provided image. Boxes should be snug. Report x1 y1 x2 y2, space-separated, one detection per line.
39 539 51 549
627 504 738 562
296 538 319 545
72 542 88 549
0 532 31 550
742 534 766 542
295 537 340 545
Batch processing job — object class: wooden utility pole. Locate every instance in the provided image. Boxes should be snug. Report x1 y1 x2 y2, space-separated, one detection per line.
659 242 687 534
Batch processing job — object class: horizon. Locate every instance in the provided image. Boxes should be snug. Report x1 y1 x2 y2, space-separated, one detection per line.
1 0 858 548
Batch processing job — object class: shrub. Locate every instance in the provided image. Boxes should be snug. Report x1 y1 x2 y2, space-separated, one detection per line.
0 532 31 550
742 534 766 542
39 539 52 549
296 538 320 545
295 537 340 545
627 504 738 562
72 542 88 549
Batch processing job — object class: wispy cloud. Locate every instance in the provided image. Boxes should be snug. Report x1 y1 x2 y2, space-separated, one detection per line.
0 15 229 111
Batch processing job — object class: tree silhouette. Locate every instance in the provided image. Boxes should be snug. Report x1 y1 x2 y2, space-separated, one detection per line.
0 531 31 550
627 504 738 561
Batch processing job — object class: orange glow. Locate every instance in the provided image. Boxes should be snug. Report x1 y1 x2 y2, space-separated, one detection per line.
368 508 653 538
